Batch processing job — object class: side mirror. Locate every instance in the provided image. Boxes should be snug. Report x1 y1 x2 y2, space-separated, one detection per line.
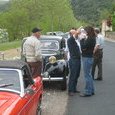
26 88 35 95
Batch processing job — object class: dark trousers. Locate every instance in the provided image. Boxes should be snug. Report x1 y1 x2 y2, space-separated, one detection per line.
92 49 103 79
68 58 81 92
27 61 42 78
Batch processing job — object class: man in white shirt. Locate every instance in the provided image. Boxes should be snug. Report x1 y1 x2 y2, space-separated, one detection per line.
67 29 81 96
23 27 42 77
92 28 105 80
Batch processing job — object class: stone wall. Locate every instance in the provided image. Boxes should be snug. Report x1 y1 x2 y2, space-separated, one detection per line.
105 31 115 40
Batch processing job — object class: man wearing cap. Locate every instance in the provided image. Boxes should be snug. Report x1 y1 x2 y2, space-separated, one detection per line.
23 27 42 78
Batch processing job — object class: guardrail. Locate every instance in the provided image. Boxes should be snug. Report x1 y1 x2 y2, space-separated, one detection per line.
0 48 21 60
0 52 4 60
105 31 115 41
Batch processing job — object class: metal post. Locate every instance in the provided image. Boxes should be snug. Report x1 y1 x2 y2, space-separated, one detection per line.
1 52 4 60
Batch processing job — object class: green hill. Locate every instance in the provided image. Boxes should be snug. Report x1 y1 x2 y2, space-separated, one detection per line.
71 0 115 25
0 0 9 11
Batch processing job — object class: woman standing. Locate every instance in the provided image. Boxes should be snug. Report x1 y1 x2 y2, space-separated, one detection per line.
80 26 96 97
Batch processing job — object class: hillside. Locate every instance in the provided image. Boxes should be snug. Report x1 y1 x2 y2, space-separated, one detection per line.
0 0 114 25
71 0 115 25
0 0 9 11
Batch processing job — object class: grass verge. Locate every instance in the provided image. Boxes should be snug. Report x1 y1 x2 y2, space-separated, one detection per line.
0 40 21 51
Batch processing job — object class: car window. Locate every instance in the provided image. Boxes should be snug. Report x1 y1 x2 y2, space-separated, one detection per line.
60 38 66 49
22 68 32 89
0 69 21 91
62 32 70 39
55 31 64 36
40 40 59 50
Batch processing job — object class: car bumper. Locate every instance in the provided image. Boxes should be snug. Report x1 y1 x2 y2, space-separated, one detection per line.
43 77 63 81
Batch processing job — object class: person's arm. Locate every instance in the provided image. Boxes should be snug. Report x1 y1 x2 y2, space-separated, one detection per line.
93 36 100 54
80 39 86 50
35 40 42 61
93 45 99 54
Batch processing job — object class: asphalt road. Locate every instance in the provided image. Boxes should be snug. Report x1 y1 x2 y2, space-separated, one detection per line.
64 41 115 115
42 40 115 115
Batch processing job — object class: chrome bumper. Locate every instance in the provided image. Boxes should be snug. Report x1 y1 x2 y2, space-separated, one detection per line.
43 77 63 81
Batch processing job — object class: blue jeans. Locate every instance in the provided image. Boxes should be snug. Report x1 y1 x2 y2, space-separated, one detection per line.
68 58 81 92
82 57 94 95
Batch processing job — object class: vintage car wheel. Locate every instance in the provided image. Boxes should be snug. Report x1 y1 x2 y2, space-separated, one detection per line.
61 65 68 90
36 98 42 115
61 76 67 90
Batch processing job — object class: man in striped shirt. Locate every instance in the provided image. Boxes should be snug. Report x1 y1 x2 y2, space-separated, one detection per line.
23 27 43 77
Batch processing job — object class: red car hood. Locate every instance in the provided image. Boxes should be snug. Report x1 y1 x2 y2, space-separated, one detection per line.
0 92 20 114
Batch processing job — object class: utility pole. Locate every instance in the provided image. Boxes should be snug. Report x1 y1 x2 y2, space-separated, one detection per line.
51 11 54 32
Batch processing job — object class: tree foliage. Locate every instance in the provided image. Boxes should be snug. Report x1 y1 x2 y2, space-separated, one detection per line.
71 0 114 26
111 2 115 31
0 0 84 41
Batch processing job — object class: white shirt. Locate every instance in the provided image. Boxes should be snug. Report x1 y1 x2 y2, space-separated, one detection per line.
75 39 82 53
23 35 42 62
96 34 105 49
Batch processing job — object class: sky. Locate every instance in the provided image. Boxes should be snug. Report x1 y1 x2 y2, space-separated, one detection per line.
1 0 9 1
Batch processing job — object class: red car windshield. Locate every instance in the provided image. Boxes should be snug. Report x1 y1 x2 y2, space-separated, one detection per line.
0 69 21 92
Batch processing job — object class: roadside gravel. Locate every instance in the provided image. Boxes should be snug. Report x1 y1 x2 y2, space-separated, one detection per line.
0 48 69 115
42 84 68 115
0 48 20 60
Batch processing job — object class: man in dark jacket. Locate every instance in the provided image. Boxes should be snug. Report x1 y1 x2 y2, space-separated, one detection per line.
67 29 81 96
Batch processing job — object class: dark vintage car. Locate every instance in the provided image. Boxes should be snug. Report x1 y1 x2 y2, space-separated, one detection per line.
46 31 64 36
39 35 69 90
0 60 43 115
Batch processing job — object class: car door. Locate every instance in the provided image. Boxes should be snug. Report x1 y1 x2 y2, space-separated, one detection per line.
19 67 39 115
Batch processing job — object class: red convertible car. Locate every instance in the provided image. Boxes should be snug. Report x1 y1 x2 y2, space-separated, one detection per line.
0 60 43 115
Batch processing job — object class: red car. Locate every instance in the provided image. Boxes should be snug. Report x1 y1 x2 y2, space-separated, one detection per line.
0 60 43 115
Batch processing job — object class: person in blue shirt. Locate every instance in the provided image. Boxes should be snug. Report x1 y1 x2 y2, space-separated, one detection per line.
92 28 105 80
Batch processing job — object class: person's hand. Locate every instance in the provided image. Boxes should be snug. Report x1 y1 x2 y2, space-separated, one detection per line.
76 30 81 34
76 26 83 34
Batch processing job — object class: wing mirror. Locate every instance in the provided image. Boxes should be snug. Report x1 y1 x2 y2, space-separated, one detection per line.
26 88 35 95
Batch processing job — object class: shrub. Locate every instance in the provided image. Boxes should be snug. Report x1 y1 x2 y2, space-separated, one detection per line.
112 14 115 31
0 28 9 43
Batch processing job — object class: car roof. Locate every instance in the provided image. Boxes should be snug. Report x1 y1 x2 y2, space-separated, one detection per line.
0 60 34 85
40 35 63 41
0 60 28 69
46 31 64 34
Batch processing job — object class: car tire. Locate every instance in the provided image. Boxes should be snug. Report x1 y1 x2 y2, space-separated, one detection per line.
61 65 68 90
36 98 42 115
61 76 67 90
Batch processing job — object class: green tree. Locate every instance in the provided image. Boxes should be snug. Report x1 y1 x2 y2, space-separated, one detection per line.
71 0 114 26
111 2 115 31
0 0 83 41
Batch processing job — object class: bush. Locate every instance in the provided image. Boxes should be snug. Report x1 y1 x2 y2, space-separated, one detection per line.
0 28 9 43
112 14 115 31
